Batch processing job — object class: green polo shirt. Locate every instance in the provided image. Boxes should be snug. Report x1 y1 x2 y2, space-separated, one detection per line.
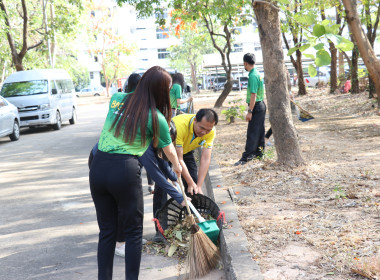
170 84 182 109
246 68 264 104
98 92 172 156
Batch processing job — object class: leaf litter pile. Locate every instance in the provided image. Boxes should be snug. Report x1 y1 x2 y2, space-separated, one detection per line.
143 213 220 264
195 88 379 279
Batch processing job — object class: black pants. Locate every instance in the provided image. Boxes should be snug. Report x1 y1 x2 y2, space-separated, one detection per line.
89 150 143 280
153 185 168 231
265 127 272 139
241 101 266 161
181 151 198 193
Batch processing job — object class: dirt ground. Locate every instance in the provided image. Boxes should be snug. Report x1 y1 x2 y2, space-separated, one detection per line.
194 88 380 280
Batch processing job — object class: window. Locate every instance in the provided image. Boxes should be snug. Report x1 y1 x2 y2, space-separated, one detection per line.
157 48 169 59
232 43 243 53
254 46 261 51
231 27 242 35
90 72 94 79
156 27 169 39
140 48 148 51
0 80 48 97
155 9 168 20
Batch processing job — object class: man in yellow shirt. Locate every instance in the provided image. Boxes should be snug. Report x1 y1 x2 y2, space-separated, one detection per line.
173 109 218 195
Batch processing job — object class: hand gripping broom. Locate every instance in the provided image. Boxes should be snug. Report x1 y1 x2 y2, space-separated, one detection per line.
175 181 220 279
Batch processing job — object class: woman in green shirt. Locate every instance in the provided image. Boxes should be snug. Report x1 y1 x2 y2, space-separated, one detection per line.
169 73 193 116
89 66 182 280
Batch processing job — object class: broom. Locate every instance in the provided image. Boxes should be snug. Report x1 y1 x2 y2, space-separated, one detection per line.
177 180 220 279
290 100 314 122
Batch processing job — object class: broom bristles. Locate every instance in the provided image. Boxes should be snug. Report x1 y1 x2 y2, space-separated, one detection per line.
185 224 220 279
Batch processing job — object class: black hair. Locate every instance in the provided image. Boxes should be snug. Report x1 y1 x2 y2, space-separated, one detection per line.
125 73 141 93
172 73 185 90
243 53 256 65
195 108 218 125
111 66 172 148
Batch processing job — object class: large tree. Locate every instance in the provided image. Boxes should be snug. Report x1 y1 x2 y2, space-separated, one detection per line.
342 0 380 113
0 0 82 72
87 2 135 97
168 23 214 94
362 0 380 99
252 0 304 166
281 0 309 96
118 0 252 107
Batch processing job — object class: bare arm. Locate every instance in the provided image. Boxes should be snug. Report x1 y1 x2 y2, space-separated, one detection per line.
196 148 212 194
163 143 182 178
176 96 193 105
246 92 257 121
175 146 198 195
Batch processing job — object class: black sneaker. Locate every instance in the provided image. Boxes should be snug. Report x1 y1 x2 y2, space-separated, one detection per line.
234 160 247 166
148 184 155 194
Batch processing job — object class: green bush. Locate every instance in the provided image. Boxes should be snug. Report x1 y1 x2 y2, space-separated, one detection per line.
221 99 245 124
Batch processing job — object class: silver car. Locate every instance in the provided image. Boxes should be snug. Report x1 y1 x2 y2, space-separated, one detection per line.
0 96 20 141
77 86 105 97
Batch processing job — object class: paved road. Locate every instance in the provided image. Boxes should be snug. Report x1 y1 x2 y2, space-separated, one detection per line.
0 97 224 280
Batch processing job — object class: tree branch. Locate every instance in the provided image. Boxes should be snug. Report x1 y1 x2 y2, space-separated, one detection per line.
27 41 43 51
19 0 28 58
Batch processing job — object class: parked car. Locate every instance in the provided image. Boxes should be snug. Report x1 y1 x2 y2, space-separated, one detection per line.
304 71 329 87
232 80 240 90
0 69 77 130
77 86 105 97
239 77 248 89
213 77 227 91
0 96 20 141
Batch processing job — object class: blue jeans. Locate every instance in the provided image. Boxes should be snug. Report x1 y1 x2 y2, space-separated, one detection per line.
90 150 143 280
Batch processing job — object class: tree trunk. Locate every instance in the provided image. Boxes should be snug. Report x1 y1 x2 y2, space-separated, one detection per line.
252 0 304 167
190 62 199 94
339 51 345 85
329 42 338 93
214 77 233 107
0 0 28 72
50 2 56 68
368 77 375 98
342 0 380 112
295 50 307 95
351 44 359 94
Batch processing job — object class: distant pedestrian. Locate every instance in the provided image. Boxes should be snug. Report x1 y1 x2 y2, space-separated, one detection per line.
234 53 266 166
170 73 193 116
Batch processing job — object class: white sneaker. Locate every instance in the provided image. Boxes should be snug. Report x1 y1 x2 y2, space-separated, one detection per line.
115 244 125 257
115 240 147 257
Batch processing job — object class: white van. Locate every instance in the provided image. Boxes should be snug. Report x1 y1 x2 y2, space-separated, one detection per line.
0 69 77 130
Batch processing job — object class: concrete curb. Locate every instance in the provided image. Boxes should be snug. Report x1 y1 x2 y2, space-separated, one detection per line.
204 157 263 280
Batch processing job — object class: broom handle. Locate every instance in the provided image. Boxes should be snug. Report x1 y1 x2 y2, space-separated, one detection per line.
290 99 312 115
175 182 206 223
177 180 192 216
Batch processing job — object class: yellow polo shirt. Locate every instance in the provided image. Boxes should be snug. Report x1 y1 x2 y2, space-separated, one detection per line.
173 114 216 155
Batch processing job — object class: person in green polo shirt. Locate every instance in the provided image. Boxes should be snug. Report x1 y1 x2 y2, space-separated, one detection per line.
89 66 184 280
170 73 193 116
234 53 266 166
